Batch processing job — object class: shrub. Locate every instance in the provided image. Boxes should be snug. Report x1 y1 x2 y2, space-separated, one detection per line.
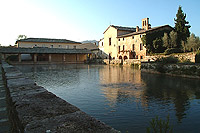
156 56 179 64
195 50 200 63
155 64 166 73
179 58 192 64
164 48 182 55
146 115 173 133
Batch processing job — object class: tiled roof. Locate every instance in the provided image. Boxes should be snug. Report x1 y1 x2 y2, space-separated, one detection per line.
77 43 99 50
103 25 136 34
117 25 173 38
16 38 81 44
111 25 136 31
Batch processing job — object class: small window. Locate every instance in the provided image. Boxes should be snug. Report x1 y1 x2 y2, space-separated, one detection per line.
102 42 103 46
140 43 143 50
123 45 125 51
140 35 143 38
34 44 37 47
109 38 111 46
118 38 120 41
74 46 76 49
141 56 143 59
132 44 135 51
123 38 124 41
59 45 61 48
118 46 120 53
132 36 134 39
51 45 53 48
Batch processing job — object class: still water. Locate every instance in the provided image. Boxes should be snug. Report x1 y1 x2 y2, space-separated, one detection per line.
16 64 200 133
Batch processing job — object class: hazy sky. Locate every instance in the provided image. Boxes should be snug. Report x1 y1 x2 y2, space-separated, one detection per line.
0 0 199 46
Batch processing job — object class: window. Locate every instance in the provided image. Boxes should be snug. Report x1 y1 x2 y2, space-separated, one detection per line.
66 45 69 49
102 42 103 46
118 46 120 53
59 45 61 48
141 56 143 59
132 36 134 39
51 45 53 48
118 38 120 41
123 38 124 41
140 43 143 50
140 35 143 38
109 38 111 46
34 44 37 47
132 44 135 51
123 45 125 51
74 46 76 49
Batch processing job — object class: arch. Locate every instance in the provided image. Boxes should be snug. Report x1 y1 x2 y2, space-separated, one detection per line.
124 56 128 60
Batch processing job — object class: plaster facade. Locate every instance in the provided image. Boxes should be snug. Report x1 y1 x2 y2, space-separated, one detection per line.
101 18 173 60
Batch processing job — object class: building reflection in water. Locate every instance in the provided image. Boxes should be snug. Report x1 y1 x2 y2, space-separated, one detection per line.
99 65 200 123
99 66 148 108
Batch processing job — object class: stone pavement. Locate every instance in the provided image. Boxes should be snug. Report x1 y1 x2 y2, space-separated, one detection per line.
0 64 11 133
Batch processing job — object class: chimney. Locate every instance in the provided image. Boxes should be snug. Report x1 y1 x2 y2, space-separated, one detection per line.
136 26 139 32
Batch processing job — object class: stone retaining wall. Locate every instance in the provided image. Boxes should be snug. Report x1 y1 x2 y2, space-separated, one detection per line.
103 59 141 65
146 52 196 63
141 62 200 79
1 61 119 133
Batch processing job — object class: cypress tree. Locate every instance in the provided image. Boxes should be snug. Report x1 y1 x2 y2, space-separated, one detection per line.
174 6 191 48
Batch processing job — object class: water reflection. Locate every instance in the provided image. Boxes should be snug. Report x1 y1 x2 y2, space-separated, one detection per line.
99 66 148 108
16 64 200 132
141 73 200 122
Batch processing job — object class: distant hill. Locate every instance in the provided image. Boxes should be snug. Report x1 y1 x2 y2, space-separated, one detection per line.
81 40 99 46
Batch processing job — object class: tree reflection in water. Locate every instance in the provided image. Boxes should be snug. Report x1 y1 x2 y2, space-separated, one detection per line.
141 72 200 122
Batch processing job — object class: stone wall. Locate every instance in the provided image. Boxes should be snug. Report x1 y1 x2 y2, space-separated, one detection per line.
141 62 200 79
1 61 119 133
145 52 196 63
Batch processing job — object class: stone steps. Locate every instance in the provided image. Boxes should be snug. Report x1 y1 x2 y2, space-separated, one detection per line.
0 65 11 133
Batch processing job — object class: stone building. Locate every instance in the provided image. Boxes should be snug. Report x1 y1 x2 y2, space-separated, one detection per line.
102 18 173 60
13 38 90 63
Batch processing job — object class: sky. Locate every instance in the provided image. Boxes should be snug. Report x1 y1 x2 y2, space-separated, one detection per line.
0 0 200 46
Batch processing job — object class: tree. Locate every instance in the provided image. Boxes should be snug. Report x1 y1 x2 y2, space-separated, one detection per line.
162 33 170 48
169 31 178 48
185 33 200 52
153 38 163 53
17 35 27 40
181 41 187 52
174 6 191 48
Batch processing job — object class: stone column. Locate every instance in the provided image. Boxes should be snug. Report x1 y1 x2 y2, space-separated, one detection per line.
77 54 79 62
49 54 52 62
1 54 5 60
63 54 66 62
34 54 37 63
18 54 21 62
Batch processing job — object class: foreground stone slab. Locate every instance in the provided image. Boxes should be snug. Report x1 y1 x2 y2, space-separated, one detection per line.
25 111 117 133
